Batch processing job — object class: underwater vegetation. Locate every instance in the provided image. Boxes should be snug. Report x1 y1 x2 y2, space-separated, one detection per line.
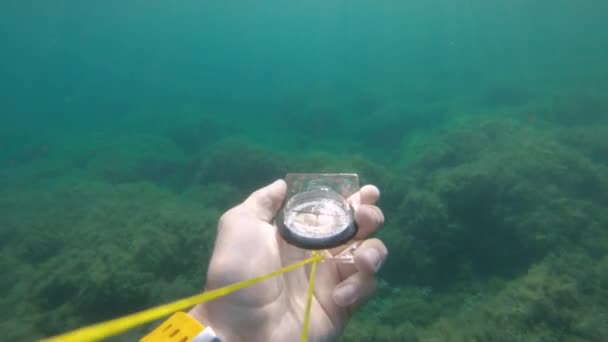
342 118 608 341
1 92 608 341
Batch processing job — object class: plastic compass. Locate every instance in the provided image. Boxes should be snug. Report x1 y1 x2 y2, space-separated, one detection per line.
276 174 359 250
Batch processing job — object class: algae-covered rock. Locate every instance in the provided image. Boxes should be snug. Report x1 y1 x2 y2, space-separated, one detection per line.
194 140 288 193
381 119 608 288
4 113 608 341
0 180 221 339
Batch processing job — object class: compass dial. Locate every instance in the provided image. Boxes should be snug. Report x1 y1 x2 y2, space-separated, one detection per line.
277 186 357 249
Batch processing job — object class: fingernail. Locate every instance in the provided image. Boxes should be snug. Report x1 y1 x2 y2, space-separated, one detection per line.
334 283 358 307
364 248 382 272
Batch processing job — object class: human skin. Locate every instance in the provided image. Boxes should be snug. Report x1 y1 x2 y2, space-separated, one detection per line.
189 179 388 342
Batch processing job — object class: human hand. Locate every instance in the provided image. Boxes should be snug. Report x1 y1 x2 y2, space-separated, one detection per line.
189 179 388 341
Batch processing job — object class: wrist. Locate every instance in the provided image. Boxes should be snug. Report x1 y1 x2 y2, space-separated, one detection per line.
189 304 235 342
188 304 210 326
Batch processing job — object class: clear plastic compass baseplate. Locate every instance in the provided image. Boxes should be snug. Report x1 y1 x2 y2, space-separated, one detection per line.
318 241 361 264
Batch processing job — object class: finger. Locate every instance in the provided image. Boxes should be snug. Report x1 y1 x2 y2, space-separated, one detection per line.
359 185 381 205
332 271 377 310
348 185 381 209
335 238 388 279
327 204 384 256
243 179 287 222
354 204 385 239
353 238 388 275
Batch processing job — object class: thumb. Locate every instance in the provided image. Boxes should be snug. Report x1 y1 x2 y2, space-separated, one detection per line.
243 179 287 222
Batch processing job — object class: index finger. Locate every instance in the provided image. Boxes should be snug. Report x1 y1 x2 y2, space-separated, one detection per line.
348 185 381 208
328 185 382 256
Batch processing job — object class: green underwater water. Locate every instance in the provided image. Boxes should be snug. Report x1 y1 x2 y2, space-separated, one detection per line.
1 0 608 341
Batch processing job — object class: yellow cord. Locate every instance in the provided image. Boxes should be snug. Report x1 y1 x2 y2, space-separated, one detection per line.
300 251 320 342
40 253 325 342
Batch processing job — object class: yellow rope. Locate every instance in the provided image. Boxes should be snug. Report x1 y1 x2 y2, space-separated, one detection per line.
40 253 326 342
300 251 320 342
